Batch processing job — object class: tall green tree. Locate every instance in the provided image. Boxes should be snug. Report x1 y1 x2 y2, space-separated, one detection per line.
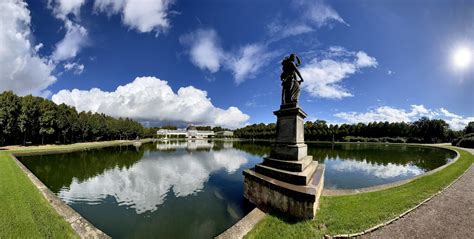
18 95 41 144
78 111 91 141
39 100 56 144
465 122 474 134
0 91 21 145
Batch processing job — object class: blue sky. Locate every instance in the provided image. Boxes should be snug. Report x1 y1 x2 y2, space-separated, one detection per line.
1 0 473 129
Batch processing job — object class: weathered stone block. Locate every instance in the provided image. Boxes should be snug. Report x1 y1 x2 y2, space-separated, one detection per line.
243 165 325 219
270 143 307 161
262 156 313 172
255 161 317 185
274 107 307 144
243 104 325 220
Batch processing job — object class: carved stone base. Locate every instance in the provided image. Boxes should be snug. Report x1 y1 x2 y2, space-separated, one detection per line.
270 143 307 161
274 107 307 145
243 104 325 219
243 165 325 219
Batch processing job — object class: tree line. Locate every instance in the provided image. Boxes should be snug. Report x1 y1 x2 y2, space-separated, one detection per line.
0 91 151 146
452 122 474 148
234 118 473 143
156 125 231 132
2 90 471 146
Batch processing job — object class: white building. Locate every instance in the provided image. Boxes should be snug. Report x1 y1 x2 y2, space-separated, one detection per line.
215 131 234 138
157 126 215 139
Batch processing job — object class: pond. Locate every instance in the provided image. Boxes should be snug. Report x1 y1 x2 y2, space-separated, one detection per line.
19 141 456 238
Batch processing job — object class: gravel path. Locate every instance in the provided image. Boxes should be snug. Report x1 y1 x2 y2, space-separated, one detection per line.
364 148 474 238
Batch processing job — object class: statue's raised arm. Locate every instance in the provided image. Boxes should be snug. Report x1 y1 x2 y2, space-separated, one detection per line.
280 54 303 105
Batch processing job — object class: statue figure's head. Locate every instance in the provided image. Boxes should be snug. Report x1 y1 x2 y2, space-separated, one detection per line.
289 54 296 61
289 53 301 66
282 53 301 67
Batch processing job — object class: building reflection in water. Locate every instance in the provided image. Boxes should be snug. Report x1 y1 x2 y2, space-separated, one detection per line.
156 140 233 151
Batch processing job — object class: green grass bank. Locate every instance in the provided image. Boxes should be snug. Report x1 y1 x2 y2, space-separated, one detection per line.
0 139 152 238
245 146 473 238
1 142 471 238
0 151 77 238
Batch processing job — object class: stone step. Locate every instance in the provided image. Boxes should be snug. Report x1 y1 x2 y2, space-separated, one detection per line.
270 143 307 161
262 156 314 172
255 161 318 185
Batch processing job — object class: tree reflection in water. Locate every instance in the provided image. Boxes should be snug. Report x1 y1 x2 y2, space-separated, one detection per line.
19 141 456 238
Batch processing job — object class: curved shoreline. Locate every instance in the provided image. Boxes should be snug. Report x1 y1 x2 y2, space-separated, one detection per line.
232 144 474 238
11 153 110 238
327 148 472 238
7 141 466 239
6 139 155 238
323 145 460 196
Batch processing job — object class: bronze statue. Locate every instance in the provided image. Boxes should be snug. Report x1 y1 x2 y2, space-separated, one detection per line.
280 53 303 105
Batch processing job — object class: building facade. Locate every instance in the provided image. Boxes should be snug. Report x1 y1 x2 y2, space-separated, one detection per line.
157 126 215 139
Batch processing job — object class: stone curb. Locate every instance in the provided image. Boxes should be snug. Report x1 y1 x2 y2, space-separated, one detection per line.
323 146 460 196
11 153 110 239
11 138 155 157
215 208 266 239
324 148 472 238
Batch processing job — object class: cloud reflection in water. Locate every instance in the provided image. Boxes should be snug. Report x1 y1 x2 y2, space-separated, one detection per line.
58 148 248 214
330 158 424 179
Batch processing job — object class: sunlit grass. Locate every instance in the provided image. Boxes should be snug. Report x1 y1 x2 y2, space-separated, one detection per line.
0 151 78 238
246 147 473 238
0 139 150 237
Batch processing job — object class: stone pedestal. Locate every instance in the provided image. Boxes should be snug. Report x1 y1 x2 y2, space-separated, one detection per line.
243 103 325 219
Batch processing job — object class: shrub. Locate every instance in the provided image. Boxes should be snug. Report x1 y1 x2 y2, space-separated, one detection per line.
367 138 380 142
457 137 474 148
452 137 462 146
343 136 367 142
387 137 406 143
342 136 406 143
407 137 423 143
464 133 474 138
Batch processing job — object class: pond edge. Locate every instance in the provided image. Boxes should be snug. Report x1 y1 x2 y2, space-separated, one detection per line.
215 207 266 239
217 144 461 239
323 145 460 196
11 141 459 239
325 147 472 238
10 153 110 239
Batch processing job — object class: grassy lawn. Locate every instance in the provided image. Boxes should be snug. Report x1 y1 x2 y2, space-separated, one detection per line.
0 141 471 238
0 139 149 238
6 139 152 154
246 147 474 238
0 151 78 238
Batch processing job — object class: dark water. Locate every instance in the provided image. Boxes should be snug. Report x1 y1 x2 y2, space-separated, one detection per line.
20 141 456 238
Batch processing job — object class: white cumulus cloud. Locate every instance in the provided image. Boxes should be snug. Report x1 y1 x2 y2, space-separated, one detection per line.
335 105 436 123
93 0 174 34
297 0 347 27
267 22 314 41
267 0 347 42
227 44 278 84
48 0 85 20
63 62 84 74
0 0 56 95
439 108 474 130
47 1 88 62
179 29 224 73
300 47 377 99
334 105 474 130
52 19 88 61
52 76 250 128
180 29 276 84
439 108 461 118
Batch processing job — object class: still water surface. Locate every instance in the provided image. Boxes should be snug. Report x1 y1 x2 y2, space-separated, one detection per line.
20 141 456 238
